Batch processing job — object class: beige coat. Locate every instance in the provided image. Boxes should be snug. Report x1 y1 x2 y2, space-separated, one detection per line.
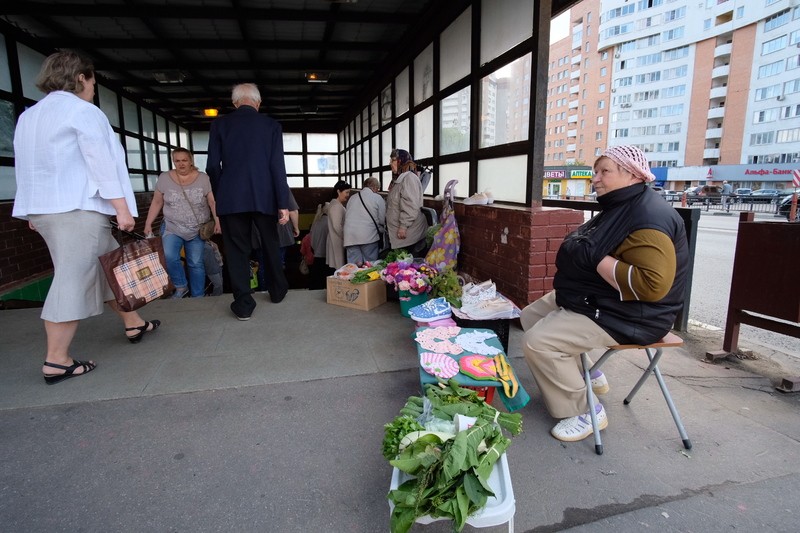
326 198 347 268
386 171 427 250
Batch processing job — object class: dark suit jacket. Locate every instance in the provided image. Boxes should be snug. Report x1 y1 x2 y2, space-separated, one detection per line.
206 105 290 216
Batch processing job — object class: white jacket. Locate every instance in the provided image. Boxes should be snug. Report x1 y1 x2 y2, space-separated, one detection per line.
343 187 386 247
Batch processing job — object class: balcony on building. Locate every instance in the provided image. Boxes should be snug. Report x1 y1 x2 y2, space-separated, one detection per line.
568 114 578 123
570 69 580 80
712 64 730 79
567 129 577 138
707 106 726 120
714 42 732 58
569 85 580 95
705 127 723 140
709 86 728 99
568 99 579 109
571 53 582 65
567 144 577 153
704 148 721 159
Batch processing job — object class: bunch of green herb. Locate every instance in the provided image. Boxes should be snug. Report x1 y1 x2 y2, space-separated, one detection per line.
382 415 425 460
429 267 462 307
425 379 523 436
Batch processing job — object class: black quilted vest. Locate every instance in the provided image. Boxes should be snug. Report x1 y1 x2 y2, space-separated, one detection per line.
553 183 689 345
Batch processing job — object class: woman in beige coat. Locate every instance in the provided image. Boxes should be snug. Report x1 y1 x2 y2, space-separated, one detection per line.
386 149 428 254
326 180 351 269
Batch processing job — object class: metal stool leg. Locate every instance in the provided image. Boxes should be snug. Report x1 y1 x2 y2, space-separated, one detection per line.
624 347 692 450
581 351 603 455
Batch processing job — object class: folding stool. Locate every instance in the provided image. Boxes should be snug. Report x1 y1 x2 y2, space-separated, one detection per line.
581 332 692 455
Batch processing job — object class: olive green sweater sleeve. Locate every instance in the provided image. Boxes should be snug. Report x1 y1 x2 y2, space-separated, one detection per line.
611 228 676 302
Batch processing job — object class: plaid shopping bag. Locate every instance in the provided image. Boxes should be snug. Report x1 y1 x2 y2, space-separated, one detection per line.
99 235 174 312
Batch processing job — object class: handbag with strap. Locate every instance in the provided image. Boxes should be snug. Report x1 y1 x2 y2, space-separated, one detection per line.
99 227 175 312
356 191 391 258
175 171 215 240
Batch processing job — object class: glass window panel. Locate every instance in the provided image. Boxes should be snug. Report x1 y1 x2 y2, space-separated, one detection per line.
125 136 142 169
338 130 345 151
143 141 158 172
307 154 339 175
285 154 303 174
159 150 170 172
414 105 434 160
169 122 179 146
480 54 531 148
381 170 393 191
371 135 380 168
309 176 338 188
395 118 410 153
477 155 528 203
287 176 304 188
192 131 209 152
284 132 303 152
0 165 16 201
156 115 168 143
371 98 379 131
121 98 139 133
440 86 471 155
307 133 337 152
130 175 145 193
355 143 362 171
146 174 158 191
438 162 469 198
395 67 410 116
439 7 472 90
0 99 14 157
382 129 393 165
381 85 393 125
363 138 370 169
18 44 46 101
362 108 369 136
480 0 533 64
193 153 207 173
179 127 189 147
0 36 12 92
414 44 434 105
98 87 120 127
141 109 155 139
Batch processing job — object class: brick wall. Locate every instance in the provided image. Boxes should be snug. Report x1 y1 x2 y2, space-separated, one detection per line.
1 190 583 307
448 201 583 309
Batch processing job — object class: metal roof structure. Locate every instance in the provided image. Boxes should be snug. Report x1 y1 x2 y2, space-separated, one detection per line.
2 0 576 131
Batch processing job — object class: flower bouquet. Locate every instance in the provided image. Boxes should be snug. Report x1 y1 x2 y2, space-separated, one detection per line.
380 252 436 296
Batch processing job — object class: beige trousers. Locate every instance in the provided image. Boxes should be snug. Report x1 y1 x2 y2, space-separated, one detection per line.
521 291 618 419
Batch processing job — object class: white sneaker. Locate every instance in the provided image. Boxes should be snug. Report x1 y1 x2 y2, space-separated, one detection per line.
461 297 514 320
463 192 489 205
461 279 496 306
550 404 608 442
591 372 610 394
483 189 495 204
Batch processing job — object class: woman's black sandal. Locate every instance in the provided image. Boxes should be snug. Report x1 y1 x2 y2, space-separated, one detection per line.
43 360 96 385
126 320 161 344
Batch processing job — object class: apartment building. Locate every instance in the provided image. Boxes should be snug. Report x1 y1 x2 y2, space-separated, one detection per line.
547 0 800 192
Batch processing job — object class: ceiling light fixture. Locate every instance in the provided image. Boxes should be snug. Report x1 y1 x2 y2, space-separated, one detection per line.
300 105 319 115
152 71 185 84
305 72 330 84
203 108 219 117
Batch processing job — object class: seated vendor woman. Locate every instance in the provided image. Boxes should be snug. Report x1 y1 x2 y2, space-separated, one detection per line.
520 145 689 443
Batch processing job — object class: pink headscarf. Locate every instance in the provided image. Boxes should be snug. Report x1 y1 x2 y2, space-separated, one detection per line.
601 145 655 183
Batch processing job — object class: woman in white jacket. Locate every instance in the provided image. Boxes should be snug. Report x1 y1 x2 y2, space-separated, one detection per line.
386 149 428 254
343 176 386 265
326 180 351 269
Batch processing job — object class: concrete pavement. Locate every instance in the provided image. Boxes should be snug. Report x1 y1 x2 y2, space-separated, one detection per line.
1 290 799 532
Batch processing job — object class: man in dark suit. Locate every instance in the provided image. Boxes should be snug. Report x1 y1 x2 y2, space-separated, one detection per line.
206 83 291 320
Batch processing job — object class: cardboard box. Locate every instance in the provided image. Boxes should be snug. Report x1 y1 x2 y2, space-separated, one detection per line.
326 277 387 311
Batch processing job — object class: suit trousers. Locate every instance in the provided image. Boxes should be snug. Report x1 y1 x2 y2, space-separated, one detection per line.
521 291 617 419
220 212 288 315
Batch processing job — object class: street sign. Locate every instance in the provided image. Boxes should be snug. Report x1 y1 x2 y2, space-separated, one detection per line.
793 169 800 188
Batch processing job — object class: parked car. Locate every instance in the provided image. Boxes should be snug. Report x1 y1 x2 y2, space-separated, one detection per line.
777 193 799 221
749 189 782 202
734 187 752 197
662 190 683 201
686 185 723 205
